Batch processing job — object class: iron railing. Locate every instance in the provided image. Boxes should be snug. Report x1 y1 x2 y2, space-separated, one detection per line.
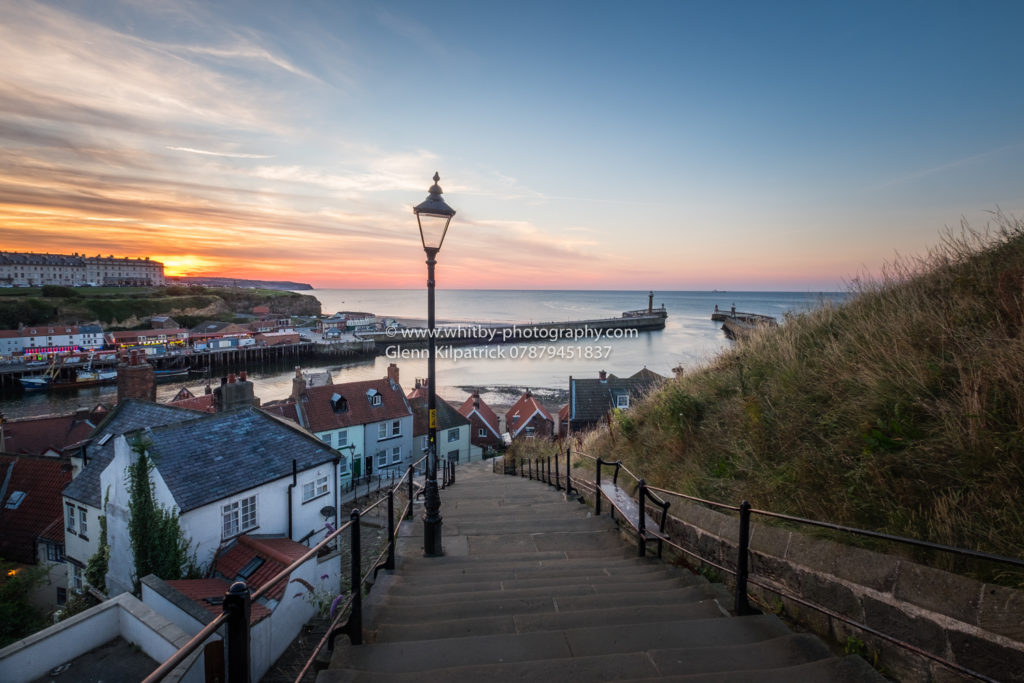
501 448 1024 683
143 454 436 683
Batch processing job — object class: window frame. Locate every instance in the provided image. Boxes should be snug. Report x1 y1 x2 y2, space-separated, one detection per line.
66 502 76 533
447 428 459 443
391 445 402 463
222 494 258 540
376 450 388 468
377 422 388 440
78 507 88 538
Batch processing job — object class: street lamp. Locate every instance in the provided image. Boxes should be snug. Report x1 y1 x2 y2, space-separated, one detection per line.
413 172 455 557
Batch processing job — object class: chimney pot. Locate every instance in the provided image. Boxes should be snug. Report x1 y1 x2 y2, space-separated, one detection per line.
240 370 247 381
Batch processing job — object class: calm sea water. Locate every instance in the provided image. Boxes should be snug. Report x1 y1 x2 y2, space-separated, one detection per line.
1 290 845 418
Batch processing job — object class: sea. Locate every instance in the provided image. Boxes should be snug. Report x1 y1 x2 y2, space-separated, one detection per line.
0 290 846 419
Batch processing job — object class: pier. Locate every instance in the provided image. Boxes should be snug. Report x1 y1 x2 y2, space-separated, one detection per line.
0 341 375 393
712 305 778 340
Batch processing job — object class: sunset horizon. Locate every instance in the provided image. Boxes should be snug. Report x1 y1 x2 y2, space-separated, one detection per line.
2 1 1022 292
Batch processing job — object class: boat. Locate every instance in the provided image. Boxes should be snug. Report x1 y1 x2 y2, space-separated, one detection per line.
51 367 118 390
20 375 52 390
154 366 191 382
19 357 60 391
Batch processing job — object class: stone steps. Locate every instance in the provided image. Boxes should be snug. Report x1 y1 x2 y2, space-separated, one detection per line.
319 461 883 682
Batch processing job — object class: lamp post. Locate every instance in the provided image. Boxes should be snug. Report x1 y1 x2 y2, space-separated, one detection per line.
414 172 455 557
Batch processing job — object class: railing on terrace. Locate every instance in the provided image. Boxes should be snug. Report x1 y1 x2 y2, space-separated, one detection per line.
496 448 1024 683
142 454 440 683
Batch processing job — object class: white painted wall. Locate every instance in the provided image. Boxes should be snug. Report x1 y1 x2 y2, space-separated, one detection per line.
99 435 338 591
0 593 201 683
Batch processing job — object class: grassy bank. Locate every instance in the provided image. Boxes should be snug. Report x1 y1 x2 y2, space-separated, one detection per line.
565 216 1023 573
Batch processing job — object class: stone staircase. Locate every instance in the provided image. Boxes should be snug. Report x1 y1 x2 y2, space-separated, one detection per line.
317 461 883 682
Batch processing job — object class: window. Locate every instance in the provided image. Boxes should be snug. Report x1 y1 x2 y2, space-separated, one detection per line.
616 394 630 409
376 450 387 467
447 428 459 443
447 449 460 463
78 507 88 537
320 433 332 446
391 420 401 436
46 543 65 562
222 495 258 539
57 587 67 605
478 427 487 438
66 502 76 533
525 426 536 438
338 430 348 447
71 565 84 592
377 423 388 440
391 445 402 463
303 474 329 502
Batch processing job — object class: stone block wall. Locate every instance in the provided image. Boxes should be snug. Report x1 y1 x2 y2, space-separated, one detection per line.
559 461 1024 683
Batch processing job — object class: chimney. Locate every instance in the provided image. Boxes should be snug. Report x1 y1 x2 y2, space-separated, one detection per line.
291 366 306 402
472 391 480 409
117 351 156 403
387 363 399 385
599 370 607 382
216 372 256 412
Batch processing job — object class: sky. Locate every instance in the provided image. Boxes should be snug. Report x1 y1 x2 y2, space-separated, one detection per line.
1 0 1022 291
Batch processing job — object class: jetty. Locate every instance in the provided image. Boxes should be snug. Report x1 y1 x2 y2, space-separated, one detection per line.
712 304 778 340
358 293 668 350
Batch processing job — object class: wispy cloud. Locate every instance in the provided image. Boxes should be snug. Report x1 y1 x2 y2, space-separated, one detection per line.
880 142 1024 188
167 146 275 159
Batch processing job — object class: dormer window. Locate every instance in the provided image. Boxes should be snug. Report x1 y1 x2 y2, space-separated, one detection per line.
613 390 630 409
330 393 348 412
367 389 382 406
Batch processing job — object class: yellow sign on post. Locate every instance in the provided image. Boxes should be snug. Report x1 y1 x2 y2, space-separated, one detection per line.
429 408 436 429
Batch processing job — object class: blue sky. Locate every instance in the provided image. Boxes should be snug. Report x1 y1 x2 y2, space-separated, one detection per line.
2 0 1022 289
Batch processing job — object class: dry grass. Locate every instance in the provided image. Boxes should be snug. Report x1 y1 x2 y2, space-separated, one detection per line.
583 214 1024 571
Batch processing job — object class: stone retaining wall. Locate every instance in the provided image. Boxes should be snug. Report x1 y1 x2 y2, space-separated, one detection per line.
562 467 1024 683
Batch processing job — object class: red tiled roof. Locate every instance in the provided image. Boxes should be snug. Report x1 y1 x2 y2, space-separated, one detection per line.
289 377 410 432
1 410 103 456
457 393 500 433
165 578 272 625
505 391 553 433
168 393 216 413
166 534 311 624
0 455 73 564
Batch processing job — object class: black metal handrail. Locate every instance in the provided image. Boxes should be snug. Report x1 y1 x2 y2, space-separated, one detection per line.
501 447 1020 683
144 454 435 683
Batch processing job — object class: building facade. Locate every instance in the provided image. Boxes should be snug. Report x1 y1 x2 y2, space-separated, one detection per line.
0 251 165 287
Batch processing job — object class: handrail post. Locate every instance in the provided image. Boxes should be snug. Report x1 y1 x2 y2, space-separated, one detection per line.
637 480 647 557
566 447 576 496
547 456 552 486
554 452 561 491
450 458 455 484
385 489 396 570
223 581 251 683
349 508 363 643
595 458 602 516
735 501 752 616
406 464 414 520
528 458 533 480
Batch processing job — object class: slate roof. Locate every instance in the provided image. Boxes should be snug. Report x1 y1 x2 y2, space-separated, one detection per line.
457 393 501 437
1 407 105 456
568 369 666 424
265 377 411 432
408 395 470 437
0 455 73 564
138 408 337 513
62 400 206 508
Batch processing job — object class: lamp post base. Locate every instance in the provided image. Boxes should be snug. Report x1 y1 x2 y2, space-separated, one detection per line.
422 479 444 557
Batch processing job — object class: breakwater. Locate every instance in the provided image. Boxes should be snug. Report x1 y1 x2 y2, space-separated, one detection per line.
358 307 668 349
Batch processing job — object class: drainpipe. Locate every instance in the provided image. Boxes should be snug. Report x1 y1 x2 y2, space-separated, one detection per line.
287 459 297 539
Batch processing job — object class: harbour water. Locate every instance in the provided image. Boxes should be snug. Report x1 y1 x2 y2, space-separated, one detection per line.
0 289 846 419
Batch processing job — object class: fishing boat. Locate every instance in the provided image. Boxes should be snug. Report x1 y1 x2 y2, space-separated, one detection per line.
19 358 60 391
51 367 118 390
